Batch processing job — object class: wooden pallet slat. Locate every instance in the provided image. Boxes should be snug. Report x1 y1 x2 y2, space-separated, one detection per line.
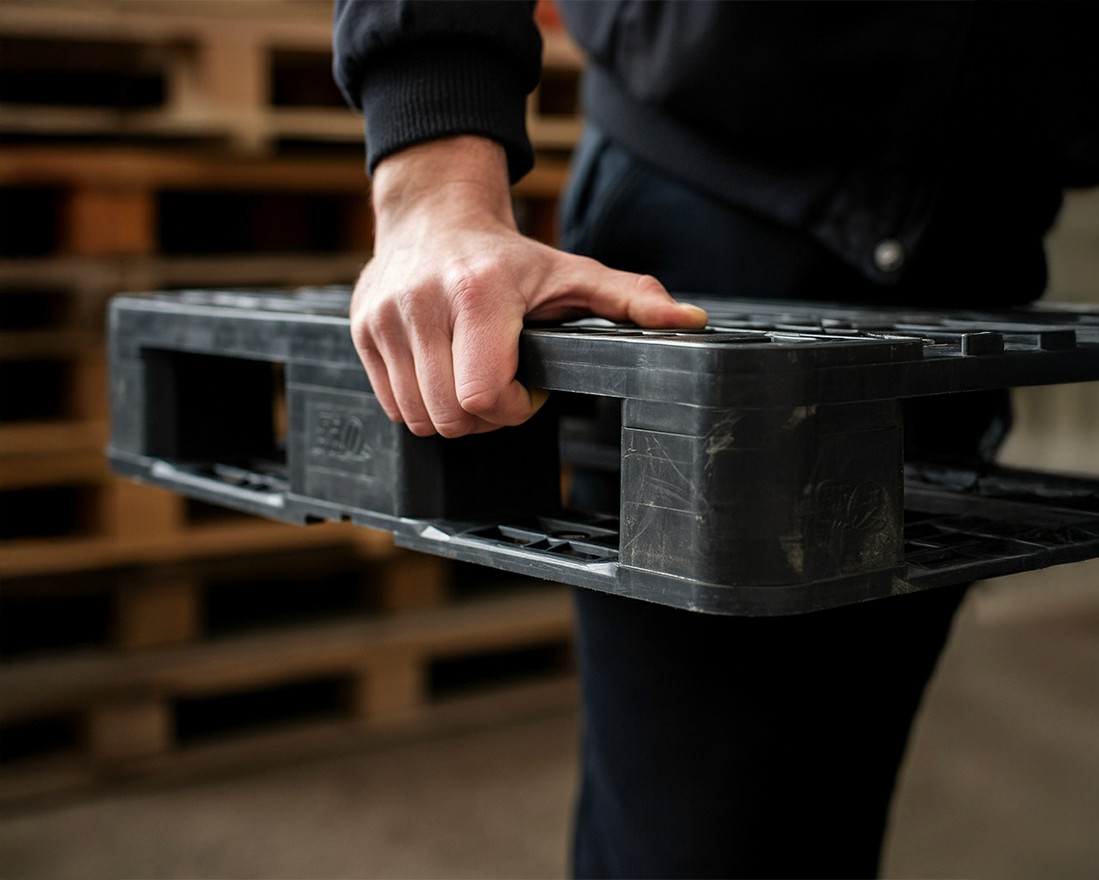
0 447 107 490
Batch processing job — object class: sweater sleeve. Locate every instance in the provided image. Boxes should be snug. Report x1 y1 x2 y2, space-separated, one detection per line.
332 0 542 182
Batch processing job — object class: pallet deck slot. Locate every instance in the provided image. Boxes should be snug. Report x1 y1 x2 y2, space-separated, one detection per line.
107 288 1099 616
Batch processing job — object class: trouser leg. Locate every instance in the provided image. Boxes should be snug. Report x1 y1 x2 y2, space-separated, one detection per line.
570 583 966 879
559 127 1003 878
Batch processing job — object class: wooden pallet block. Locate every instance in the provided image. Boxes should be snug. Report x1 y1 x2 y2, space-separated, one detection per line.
62 186 157 257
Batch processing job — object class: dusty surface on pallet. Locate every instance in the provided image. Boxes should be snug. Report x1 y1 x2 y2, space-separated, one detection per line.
0 563 1096 879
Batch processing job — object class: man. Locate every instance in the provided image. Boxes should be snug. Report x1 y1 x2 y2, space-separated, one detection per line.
333 3 1096 876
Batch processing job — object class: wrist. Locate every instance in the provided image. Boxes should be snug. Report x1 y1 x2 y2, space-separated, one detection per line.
371 136 517 237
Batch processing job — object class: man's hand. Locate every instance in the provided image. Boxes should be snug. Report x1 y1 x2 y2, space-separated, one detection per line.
352 135 708 438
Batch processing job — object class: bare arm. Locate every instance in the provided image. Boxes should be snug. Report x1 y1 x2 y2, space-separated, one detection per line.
351 135 707 438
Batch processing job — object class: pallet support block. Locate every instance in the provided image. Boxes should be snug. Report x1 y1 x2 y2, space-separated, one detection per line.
114 571 202 651
167 32 268 152
101 478 185 544
373 555 451 614
67 349 110 421
85 696 172 765
620 398 905 613
60 186 156 256
353 655 427 725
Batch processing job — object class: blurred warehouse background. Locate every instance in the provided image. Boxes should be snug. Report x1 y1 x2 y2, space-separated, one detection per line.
0 1 1096 878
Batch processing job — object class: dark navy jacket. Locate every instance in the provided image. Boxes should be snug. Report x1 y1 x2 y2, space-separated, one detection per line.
332 0 1097 293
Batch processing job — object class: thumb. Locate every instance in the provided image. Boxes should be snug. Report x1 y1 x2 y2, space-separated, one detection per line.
588 270 709 329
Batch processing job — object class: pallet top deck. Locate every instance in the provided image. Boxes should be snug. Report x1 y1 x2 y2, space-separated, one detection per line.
108 288 1099 615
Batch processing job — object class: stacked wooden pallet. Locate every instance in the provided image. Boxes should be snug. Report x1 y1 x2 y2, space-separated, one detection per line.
0 0 582 805
0 0 583 154
1 552 574 807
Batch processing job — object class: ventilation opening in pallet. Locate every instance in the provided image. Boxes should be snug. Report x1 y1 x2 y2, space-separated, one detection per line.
0 359 73 422
0 485 100 541
0 187 66 257
0 714 82 766
0 36 167 109
430 641 574 701
535 65 581 120
157 190 358 254
0 584 112 660
204 562 365 638
174 677 351 747
0 287 72 331
270 50 346 108
143 351 288 489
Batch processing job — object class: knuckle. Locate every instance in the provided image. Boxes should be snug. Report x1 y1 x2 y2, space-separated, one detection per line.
444 262 497 310
633 273 666 295
434 414 475 439
381 406 402 424
371 290 408 329
404 418 437 438
457 385 500 417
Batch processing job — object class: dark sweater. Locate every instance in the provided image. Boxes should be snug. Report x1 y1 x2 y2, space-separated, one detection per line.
332 0 1097 293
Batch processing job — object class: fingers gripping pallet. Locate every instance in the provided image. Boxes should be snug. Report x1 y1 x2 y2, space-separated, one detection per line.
108 289 1099 615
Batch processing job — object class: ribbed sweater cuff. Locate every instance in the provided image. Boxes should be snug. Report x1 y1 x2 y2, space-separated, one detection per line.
360 42 535 183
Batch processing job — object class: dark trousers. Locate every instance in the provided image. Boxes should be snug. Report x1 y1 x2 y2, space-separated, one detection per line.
557 128 1010 879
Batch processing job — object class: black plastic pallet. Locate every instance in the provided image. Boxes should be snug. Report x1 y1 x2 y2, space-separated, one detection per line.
108 288 1099 615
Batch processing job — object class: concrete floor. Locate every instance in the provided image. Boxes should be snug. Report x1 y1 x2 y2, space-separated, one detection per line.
1 558 1097 880
883 560 1099 879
